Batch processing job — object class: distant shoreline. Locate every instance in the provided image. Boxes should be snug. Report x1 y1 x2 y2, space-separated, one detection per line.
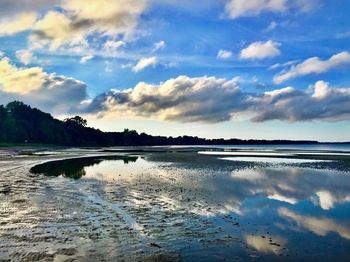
1 141 350 150
1 102 349 147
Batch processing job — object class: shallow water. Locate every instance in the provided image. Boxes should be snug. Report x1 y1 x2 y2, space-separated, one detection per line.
1 150 350 261
161 143 350 152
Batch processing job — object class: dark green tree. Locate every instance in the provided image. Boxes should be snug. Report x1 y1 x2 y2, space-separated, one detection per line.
64 116 87 127
0 101 319 146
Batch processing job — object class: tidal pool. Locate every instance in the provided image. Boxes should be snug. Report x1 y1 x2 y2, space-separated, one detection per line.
1 151 350 261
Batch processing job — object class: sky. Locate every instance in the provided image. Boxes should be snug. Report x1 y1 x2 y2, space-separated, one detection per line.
0 0 350 141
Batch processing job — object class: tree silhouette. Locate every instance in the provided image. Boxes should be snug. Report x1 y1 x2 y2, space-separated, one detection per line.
64 116 87 127
0 101 319 146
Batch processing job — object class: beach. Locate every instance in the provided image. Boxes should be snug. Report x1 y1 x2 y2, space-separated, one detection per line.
1 146 350 261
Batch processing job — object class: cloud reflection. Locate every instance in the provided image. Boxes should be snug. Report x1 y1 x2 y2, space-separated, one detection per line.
278 207 350 240
245 234 287 254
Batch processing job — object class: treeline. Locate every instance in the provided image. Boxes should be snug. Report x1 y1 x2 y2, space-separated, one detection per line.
0 101 318 147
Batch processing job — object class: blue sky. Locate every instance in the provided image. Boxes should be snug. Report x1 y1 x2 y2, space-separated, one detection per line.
0 0 350 141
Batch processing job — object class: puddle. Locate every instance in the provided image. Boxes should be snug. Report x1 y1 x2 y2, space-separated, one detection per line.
220 156 331 164
30 155 145 180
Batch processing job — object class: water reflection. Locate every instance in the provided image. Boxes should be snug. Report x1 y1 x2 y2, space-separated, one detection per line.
30 155 138 179
244 234 287 254
278 207 350 240
228 167 350 211
28 154 350 261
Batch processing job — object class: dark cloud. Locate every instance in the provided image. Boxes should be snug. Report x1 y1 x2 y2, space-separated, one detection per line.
83 77 350 123
84 75 250 123
253 81 350 122
0 75 87 115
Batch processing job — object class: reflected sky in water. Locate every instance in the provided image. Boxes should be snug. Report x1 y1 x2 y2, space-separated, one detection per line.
29 153 350 261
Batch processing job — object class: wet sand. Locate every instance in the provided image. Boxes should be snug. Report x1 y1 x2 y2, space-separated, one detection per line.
1 147 350 261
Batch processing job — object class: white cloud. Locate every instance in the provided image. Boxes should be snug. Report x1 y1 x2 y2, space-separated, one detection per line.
0 12 37 36
0 56 87 114
274 51 350 84
240 40 281 60
132 57 158 72
103 40 125 55
80 55 94 64
312 80 330 99
0 1 58 36
269 60 299 70
217 49 233 60
152 41 166 53
253 80 350 122
31 11 86 50
224 0 318 19
15 50 33 65
84 77 350 123
225 0 287 19
29 0 147 50
265 21 277 32
0 0 147 53
84 75 244 122
0 57 45 94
